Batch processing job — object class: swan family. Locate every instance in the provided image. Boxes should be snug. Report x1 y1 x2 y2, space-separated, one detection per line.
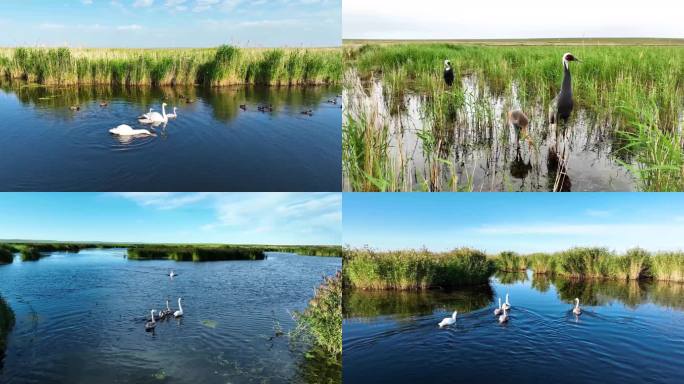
110 103 180 137
144 297 184 331
438 293 582 329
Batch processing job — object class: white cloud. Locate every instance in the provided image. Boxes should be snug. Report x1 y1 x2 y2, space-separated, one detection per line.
39 23 66 29
116 24 143 30
113 193 341 243
585 209 613 218
133 0 154 7
343 0 684 39
82 0 93 5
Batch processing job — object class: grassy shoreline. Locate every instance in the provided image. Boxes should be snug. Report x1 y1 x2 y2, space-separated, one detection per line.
0 45 341 87
0 242 342 263
0 295 14 367
345 247 684 289
344 248 495 290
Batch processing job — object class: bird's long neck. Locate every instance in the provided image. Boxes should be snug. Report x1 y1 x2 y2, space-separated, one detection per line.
151 310 155 323
162 105 167 118
178 298 182 311
167 300 170 311
562 62 572 96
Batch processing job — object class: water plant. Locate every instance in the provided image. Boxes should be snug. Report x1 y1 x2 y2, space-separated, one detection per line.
293 271 342 362
344 42 684 191
344 247 495 290
495 251 527 272
0 45 342 86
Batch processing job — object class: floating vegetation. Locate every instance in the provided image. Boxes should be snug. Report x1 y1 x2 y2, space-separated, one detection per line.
201 320 218 329
344 248 495 290
0 45 342 86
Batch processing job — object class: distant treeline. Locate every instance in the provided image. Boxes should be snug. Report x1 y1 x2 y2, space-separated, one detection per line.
0 45 342 87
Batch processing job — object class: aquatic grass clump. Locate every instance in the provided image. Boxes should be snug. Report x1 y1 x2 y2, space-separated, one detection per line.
344 247 495 290
0 245 16 264
293 271 342 362
0 295 15 366
127 245 266 261
528 253 556 274
649 252 684 282
495 251 527 272
0 46 341 86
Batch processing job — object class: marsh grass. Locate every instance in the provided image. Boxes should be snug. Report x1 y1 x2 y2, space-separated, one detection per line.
127 245 266 261
344 247 494 290
0 245 16 264
0 45 341 86
293 271 342 363
495 251 527 272
344 43 684 191
0 294 14 365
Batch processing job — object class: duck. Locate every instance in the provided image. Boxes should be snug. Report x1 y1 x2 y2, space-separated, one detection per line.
109 124 153 136
327 98 337 104
69 105 80 111
99 100 108 107
572 298 582 315
300 109 313 116
239 104 247 111
438 310 457 328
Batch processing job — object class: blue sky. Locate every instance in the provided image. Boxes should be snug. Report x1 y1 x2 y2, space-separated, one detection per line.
0 193 341 245
0 0 340 47
343 193 684 253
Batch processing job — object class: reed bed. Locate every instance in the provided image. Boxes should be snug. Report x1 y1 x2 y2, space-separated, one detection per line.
126 245 266 261
271 246 343 257
0 245 16 264
344 248 495 290
0 45 341 86
495 251 527 272
0 294 14 364
344 43 684 191
293 271 342 363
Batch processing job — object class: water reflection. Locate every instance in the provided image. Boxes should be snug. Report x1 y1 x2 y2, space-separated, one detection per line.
343 285 494 320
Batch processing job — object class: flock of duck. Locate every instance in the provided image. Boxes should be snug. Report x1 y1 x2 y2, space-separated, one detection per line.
437 293 582 328
144 270 184 332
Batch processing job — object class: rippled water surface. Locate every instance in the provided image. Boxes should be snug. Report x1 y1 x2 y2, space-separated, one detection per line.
343 272 684 384
0 249 341 383
0 84 341 191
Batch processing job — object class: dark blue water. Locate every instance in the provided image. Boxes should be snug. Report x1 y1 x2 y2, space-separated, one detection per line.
0 249 341 383
0 84 341 191
343 272 684 384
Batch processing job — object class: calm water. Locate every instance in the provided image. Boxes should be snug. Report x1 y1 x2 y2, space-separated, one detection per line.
344 74 636 191
0 249 341 384
343 272 684 384
0 84 341 191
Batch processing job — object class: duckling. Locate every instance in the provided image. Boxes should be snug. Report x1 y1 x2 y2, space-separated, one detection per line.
69 105 80 111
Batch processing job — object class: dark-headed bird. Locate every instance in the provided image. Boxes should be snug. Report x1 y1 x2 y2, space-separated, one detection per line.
549 53 580 125
443 60 454 87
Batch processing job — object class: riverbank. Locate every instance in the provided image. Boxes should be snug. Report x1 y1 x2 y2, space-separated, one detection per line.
0 45 341 87
0 295 14 367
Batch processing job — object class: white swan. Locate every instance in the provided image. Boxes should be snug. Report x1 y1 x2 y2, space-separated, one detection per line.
573 298 582 315
147 103 168 124
502 293 511 311
499 306 509 324
145 310 157 331
169 270 176 277
494 298 503 316
166 107 178 119
174 297 183 318
138 108 154 120
438 310 457 328
109 124 153 136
